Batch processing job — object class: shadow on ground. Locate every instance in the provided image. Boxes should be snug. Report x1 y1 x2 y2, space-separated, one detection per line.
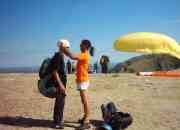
0 116 103 129
0 116 53 128
64 120 104 126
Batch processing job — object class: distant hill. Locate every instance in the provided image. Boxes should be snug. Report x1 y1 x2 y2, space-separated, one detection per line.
0 66 39 73
111 54 180 73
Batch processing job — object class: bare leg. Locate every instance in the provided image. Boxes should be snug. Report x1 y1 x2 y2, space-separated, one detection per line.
80 90 90 123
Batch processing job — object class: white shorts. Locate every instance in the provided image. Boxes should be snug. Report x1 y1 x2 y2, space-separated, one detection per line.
77 81 90 91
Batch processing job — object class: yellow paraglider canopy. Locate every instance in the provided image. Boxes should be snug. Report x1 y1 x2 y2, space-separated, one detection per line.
114 32 180 59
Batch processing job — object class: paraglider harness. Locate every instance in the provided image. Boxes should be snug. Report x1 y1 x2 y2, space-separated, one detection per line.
38 58 57 98
100 102 133 130
39 58 51 79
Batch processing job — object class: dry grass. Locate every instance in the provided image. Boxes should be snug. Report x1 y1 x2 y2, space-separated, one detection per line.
0 73 180 130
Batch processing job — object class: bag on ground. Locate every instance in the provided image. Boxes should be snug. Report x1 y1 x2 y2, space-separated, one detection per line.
101 102 133 130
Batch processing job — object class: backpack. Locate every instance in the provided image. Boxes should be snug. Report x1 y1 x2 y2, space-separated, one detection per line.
101 102 117 122
39 58 51 79
38 58 57 98
110 112 133 130
101 102 133 130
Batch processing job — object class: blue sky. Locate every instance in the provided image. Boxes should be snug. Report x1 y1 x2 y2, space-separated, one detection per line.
0 0 180 67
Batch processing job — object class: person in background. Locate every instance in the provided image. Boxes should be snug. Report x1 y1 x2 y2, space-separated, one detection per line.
100 55 110 73
66 59 72 74
93 61 98 73
71 62 76 73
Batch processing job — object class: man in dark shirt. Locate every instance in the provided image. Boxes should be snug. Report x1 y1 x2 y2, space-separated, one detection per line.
49 39 70 129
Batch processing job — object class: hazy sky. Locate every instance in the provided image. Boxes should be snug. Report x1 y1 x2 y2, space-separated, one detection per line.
0 0 180 67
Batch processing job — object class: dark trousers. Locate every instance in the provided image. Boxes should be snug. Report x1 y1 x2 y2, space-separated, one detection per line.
53 92 66 124
53 77 67 124
102 64 108 73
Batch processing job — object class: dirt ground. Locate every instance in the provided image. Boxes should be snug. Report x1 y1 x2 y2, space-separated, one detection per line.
0 73 180 130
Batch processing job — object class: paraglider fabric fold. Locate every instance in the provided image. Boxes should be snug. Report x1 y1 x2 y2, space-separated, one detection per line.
137 71 180 77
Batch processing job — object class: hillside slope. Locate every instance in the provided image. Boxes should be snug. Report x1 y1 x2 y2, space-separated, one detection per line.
111 54 180 73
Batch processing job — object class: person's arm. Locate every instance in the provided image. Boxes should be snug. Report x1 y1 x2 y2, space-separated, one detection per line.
53 70 66 95
63 48 80 60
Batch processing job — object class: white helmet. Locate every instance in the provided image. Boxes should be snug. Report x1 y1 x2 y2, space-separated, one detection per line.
57 39 70 48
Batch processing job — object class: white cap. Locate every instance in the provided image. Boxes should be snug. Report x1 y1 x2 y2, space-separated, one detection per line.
57 39 70 48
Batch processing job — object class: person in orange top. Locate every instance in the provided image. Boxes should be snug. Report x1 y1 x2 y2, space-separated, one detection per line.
76 49 90 83
63 39 94 129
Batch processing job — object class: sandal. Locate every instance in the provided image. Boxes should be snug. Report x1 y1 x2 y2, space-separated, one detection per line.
78 117 85 124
